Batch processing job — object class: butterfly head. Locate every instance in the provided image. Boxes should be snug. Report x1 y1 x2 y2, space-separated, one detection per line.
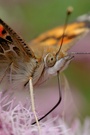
43 50 74 76
43 6 74 77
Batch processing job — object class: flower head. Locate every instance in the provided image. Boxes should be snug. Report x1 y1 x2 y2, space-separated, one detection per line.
0 92 90 135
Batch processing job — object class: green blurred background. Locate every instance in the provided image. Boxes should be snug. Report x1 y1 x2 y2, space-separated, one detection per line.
0 0 90 119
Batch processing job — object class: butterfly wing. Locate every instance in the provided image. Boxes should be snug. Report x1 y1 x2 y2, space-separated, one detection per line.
0 19 38 87
0 19 35 61
30 14 90 53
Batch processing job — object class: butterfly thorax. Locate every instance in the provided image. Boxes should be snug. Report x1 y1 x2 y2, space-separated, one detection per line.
29 42 67 60
28 42 74 86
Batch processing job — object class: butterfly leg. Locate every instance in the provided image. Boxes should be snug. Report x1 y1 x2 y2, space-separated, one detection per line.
32 71 62 124
29 77 41 134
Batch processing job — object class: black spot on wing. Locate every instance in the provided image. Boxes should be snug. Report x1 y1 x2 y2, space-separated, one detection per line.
67 34 77 39
39 34 69 43
0 37 10 50
6 35 13 42
2 29 6 34
39 36 61 42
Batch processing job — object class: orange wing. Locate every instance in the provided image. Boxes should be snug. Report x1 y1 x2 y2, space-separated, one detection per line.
30 14 90 52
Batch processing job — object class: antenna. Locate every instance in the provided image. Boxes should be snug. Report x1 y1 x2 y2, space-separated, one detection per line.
71 52 90 55
56 6 73 56
32 7 73 125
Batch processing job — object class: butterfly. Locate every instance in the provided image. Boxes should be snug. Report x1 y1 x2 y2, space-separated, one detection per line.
29 13 90 85
0 13 90 126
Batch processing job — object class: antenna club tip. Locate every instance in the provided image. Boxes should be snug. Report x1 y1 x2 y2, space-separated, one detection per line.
67 6 73 15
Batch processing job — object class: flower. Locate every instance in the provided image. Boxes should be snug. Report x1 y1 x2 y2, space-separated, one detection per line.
0 92 90 135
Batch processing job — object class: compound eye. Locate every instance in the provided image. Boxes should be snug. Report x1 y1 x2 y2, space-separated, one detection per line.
45 53 56 67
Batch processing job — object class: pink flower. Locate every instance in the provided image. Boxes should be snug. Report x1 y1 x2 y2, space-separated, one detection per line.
0 92 90 135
